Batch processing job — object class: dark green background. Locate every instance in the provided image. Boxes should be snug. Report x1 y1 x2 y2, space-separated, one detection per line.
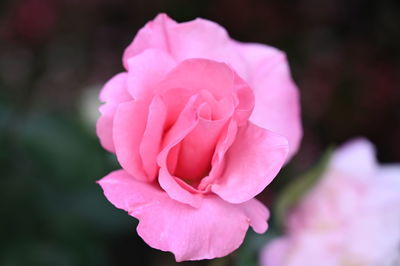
1 0 399 265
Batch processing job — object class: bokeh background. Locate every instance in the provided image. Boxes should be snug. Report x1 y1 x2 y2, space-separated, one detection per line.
1 0 399 265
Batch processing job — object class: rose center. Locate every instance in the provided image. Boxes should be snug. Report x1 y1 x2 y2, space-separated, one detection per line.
165 92 231 188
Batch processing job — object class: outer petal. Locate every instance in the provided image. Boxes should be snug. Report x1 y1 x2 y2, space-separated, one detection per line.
123 14 177 69
126 48 176 102
166 18 244 74
99 73 131 103
113 100 148 181
235 43 302 158
212 122 289 203
123 14 246 76
97 104 117 152
96 73 131 152
239 198 269 234
139 97 167 180
98 170 269 261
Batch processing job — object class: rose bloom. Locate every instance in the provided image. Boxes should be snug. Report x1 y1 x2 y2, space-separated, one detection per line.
262 139 400 266
96 14 302 261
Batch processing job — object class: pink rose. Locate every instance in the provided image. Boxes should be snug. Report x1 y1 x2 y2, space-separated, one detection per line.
97 13 302 261
262 139 400 266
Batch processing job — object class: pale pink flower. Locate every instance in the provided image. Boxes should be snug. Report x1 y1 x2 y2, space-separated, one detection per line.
262 139 400 266
96 13 302 261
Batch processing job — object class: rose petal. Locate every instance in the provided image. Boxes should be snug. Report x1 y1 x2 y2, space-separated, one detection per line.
126 48 176 102
113 100 148 181
174 114 229 183
123 14 177 69
158 167 204 208
98 169 269 261
139 97 167 180
157 58 236 100
159 87 235 131
99 73 131 103
212 122 289 204
166 18 242 66
158 87 196 129
233 75 255 126
96 73 131 152
238 198 269 233
97 104 117 152
236 42 302 158
198 119 238 190
157 95 203 207
123 14 246 76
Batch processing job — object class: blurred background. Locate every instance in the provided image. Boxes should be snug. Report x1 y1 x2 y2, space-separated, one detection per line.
1 0 399 265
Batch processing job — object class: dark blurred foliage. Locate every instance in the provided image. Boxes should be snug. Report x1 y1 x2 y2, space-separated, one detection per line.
0 0 399 265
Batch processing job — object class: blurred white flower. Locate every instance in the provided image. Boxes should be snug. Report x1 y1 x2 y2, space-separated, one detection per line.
79 84 102 130
262 138 400 266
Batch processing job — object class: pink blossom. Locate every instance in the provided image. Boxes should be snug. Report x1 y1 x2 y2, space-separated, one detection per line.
96 14 302 261
262 139 400 266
